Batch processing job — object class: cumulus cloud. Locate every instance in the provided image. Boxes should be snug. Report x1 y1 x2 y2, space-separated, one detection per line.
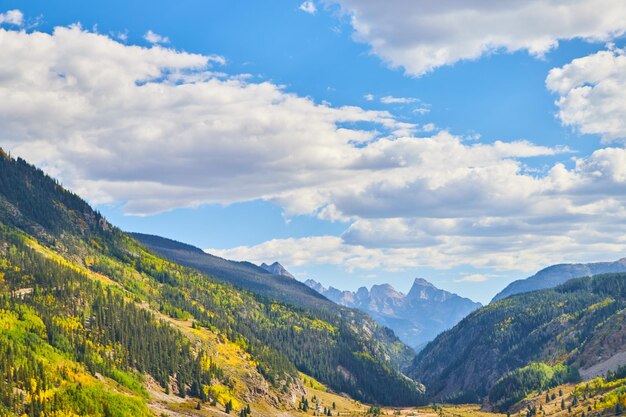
299 1 317 15
325 0 626 75
0 25 404 216
212 141 626 273
0 9 23 26
144 30 169 44
1 23 626 276
547 47 626 142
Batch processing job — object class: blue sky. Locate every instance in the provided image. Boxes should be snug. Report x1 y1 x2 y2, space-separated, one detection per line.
2 1 626 303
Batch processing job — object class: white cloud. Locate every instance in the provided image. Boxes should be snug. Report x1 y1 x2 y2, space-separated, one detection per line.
0 9 23 26
299 1 317 15
325 0 626 76
144 30 169 44
0 25 404 216
1 24 626 277
364 93 374 101
208 236 417 272
380 95 417 104
454 274 490 283
547 47 626 142
213 142 626 273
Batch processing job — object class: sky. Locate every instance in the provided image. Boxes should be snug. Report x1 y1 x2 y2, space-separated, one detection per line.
2 1 626 303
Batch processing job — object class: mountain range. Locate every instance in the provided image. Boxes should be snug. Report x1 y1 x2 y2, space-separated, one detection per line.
492 258 626 302
304 278 481 349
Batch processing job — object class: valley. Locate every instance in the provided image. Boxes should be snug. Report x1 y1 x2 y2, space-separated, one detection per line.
1 152 626 417
3 2 626 416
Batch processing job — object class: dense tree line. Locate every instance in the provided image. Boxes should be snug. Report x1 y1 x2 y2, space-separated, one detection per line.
412 272 626 404
0 153 102 237
0 227 221 415
488 362 579 411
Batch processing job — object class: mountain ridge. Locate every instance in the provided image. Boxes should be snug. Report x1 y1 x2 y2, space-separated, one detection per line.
260 261 295 279
492 257 626 302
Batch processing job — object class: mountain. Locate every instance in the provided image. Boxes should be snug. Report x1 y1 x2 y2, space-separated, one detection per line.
305 278 481 349
410 272 626 406
133 232 418 379
492 258 626 302
260 261 295 279
0 151 425 416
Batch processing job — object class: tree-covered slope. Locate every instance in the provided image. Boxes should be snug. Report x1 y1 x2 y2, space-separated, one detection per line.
132 233 416 372
0 151 424 415
410 273 626 404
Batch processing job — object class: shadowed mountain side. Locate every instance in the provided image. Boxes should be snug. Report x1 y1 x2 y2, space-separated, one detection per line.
132 233 332 311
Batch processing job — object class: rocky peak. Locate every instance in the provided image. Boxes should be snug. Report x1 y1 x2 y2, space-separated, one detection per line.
304 279 325 293
260 261 295 279
304 277 481 349
406 277 450 302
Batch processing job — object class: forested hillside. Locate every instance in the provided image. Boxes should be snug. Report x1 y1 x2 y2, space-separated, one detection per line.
0 151 424 416
132 233 415 372
411 273 626 405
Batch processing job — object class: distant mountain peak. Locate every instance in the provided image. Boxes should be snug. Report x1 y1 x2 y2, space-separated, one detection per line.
259 261 295 279
304 278 325 293
370 283 404 300
406 277 453 302
411 277 436 288
305 278 481 349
